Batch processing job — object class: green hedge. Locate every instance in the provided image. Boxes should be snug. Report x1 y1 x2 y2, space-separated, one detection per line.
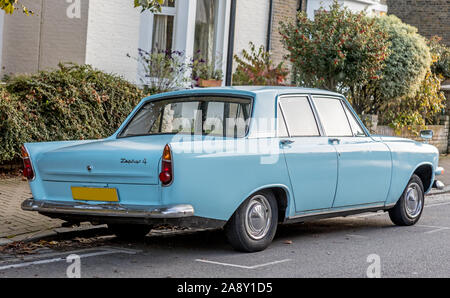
0 63 147 163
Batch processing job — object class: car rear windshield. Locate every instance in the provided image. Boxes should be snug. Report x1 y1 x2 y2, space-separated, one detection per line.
119 96 252 138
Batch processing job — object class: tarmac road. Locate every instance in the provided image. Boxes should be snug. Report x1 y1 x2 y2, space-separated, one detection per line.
0 193 449 278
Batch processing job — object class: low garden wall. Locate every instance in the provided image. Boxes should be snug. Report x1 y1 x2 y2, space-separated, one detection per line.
363 114 449 154
375 124 449 154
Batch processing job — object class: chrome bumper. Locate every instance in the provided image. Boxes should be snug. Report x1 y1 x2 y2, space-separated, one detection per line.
433 180 445 190
21 199 194 219
433 167 445 190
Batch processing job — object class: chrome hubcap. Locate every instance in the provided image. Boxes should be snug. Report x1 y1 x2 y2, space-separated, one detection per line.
244 195 272 240
404 182 423 218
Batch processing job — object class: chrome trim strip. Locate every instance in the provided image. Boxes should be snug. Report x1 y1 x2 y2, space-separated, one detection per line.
287 203 389 222
21 199 194 219
384 203 396 209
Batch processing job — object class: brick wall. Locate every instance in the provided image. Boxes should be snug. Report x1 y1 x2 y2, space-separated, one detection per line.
1 0 89 77
367 112 449 154
365 112 449 153
270 0 299 73
386 0 450 46
376 123 449 154
1 0 42 76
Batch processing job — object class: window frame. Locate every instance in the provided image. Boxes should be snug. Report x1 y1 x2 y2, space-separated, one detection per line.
340 100 367 137
151 1 177 52
194 0 221 65
140 1 177 55
276 94 323 138
116 94 254 139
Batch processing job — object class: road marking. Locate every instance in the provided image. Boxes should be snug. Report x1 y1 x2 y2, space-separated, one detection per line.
0 247 140 271
416 225 450 234
195 258 291 269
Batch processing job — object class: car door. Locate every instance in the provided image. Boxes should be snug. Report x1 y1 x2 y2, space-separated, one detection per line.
278 95 338 212
311 96 392 207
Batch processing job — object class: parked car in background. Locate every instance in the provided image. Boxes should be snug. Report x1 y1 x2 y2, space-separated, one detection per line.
21 87 444 252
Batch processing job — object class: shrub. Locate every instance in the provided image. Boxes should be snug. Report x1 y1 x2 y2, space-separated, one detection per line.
382 71 446 133
232 42 288 86
0 63 146 163
371 16 431 111
0 88 30 163
428 36 450 80
279 0 389 105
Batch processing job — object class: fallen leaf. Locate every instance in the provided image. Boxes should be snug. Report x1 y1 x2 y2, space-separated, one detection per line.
283 240 293 244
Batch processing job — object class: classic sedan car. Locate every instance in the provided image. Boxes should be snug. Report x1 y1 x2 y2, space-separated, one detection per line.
21 87 444 252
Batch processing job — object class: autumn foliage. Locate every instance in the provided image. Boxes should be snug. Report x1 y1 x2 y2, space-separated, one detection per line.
279 1 389 96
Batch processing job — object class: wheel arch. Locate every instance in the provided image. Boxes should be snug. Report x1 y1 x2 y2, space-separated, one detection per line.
232 184 293 223
412 162 434 192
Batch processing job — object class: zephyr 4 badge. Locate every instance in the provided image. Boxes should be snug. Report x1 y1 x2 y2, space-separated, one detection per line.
120 158 147 165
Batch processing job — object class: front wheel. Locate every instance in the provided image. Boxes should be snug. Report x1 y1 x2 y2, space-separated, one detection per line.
225 190 278 252
108 224 151 240
389 174 425 226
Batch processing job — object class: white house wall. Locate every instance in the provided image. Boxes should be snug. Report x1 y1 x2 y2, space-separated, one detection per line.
306 0 387 20
85 0 140 82
233 0 270 59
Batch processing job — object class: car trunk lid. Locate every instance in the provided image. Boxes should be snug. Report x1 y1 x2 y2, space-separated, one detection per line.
36 135 173 185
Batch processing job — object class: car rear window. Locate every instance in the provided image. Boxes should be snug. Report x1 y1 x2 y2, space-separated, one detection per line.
119 96 252 138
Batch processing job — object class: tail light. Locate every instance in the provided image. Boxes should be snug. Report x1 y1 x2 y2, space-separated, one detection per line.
159 144 173 186
21 145 35 180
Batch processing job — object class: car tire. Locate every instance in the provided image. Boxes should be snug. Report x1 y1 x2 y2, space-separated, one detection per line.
389 174 425 226
108 224 151 240
225 190 278 252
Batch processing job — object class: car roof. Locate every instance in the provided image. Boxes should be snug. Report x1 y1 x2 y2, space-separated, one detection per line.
145 86 344 100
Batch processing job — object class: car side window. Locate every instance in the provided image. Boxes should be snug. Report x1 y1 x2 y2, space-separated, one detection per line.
342 102 366 137
278 96 320 137
312 96 352 137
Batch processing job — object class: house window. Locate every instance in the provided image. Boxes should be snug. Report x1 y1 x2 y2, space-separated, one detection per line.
152 0 176 52
194 0 219 62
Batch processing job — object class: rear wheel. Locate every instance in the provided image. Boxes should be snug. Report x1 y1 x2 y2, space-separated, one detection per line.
225 190 278 252
389 174 425 226
108 224 151 240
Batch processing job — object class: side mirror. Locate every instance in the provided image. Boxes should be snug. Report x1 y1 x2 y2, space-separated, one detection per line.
420 130 433 143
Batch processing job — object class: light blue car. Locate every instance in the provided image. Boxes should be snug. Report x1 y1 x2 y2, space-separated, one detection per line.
21 87 444 252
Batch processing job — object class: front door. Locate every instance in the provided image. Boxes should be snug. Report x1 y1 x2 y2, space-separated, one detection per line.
278 96 338 212
311 96 392 207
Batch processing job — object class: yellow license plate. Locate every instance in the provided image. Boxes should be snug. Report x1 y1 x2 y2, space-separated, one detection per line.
71 187 119 202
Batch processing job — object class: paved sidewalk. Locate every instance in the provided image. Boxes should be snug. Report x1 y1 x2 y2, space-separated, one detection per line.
0 177 62 239
1 156 450 243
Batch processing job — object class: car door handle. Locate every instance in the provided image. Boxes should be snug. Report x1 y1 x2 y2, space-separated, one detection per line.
329 138 340 145
280 139 295 146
